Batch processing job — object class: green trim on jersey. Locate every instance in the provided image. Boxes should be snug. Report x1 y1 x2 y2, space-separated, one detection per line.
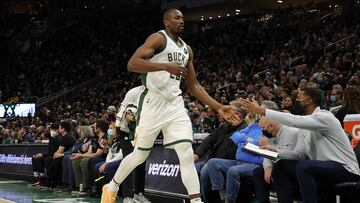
164 30 184 48
126 103 138 109
141 73 147 88
155 31 167 55
163 139 193 147
138 146 153 151
136 88 148 126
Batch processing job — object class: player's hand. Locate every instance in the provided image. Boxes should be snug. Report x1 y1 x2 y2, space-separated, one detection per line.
165 62 188 77
264 167 273 184
238 97 265 115
218 105 240 124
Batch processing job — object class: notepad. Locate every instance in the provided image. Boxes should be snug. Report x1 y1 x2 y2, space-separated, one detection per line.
243 143 279 160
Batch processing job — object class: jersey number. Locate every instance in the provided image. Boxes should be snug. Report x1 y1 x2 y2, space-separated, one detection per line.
170 74 180 81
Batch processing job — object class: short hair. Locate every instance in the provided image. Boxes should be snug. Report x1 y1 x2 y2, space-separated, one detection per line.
163 8 179 21
261 100 279 111
303 88 324 106
332 84 343 91
95 119 109 133
229 101 247 119
60 121 71 133
50 122 59 130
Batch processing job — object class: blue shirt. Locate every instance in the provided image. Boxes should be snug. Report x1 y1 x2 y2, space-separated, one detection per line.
231 123 264 165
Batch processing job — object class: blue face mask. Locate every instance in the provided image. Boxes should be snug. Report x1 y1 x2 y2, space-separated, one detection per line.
107 129 113 136
330 95 336 103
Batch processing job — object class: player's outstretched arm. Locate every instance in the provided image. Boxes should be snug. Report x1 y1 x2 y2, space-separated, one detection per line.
184 46 239 124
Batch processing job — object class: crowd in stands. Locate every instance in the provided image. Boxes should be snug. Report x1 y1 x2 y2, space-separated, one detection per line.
0 3 360 202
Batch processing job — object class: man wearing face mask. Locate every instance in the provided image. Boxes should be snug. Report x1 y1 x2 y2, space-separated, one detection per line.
32 122 60 186
252 101 306 203
238 88 360 203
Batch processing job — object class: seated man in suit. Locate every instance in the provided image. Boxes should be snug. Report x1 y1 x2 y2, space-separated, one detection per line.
194 101 248 203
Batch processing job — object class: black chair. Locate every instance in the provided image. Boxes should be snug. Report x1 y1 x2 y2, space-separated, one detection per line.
328 142 360 203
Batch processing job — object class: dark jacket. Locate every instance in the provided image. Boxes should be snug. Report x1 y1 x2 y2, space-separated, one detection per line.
45 135 61 157
195 121 248 162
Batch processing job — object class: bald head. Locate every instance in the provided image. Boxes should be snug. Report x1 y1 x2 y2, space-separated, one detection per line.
163 8 180 21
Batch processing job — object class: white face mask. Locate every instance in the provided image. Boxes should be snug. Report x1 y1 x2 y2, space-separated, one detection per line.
50 131 58 138
107 129 113 136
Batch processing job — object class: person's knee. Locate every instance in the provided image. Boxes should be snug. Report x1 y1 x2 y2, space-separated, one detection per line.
174 142 194 161
95 163 102 172
207 158 221 170
200 166 209 180
295 160 311 176
132 148 150 165
227 166 239 179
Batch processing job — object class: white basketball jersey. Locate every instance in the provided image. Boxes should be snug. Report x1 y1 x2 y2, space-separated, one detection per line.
115 86 144 131
143 30 190 100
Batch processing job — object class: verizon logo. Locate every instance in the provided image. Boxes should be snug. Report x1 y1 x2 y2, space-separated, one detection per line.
148 160 180 177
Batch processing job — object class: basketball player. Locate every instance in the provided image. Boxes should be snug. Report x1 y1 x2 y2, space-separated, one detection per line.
101 9 239 203
114 85 151 202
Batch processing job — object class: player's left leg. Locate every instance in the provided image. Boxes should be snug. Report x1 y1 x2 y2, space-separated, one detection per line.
162 105 202 203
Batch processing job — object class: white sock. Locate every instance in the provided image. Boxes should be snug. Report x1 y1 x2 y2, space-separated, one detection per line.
219 190 225 200
108 180 119 193
108 148 149 192
39 173 45 177
190 197 203 203
33 172 39 177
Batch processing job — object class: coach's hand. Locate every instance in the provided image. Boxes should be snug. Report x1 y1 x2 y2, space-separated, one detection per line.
218 105 240 124
165 62 188 78
238 97 265 116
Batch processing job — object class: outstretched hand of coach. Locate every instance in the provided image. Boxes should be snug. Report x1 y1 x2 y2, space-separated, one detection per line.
237 97 266 116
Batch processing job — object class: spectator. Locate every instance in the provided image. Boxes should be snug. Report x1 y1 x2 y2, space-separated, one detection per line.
335 86 360 127
280 96 293 112
194 101 247 202
1 128 12 144
70 119 108 195
205 121 264 203
61 125 93 192
48 121 76 188
31 123 60 186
